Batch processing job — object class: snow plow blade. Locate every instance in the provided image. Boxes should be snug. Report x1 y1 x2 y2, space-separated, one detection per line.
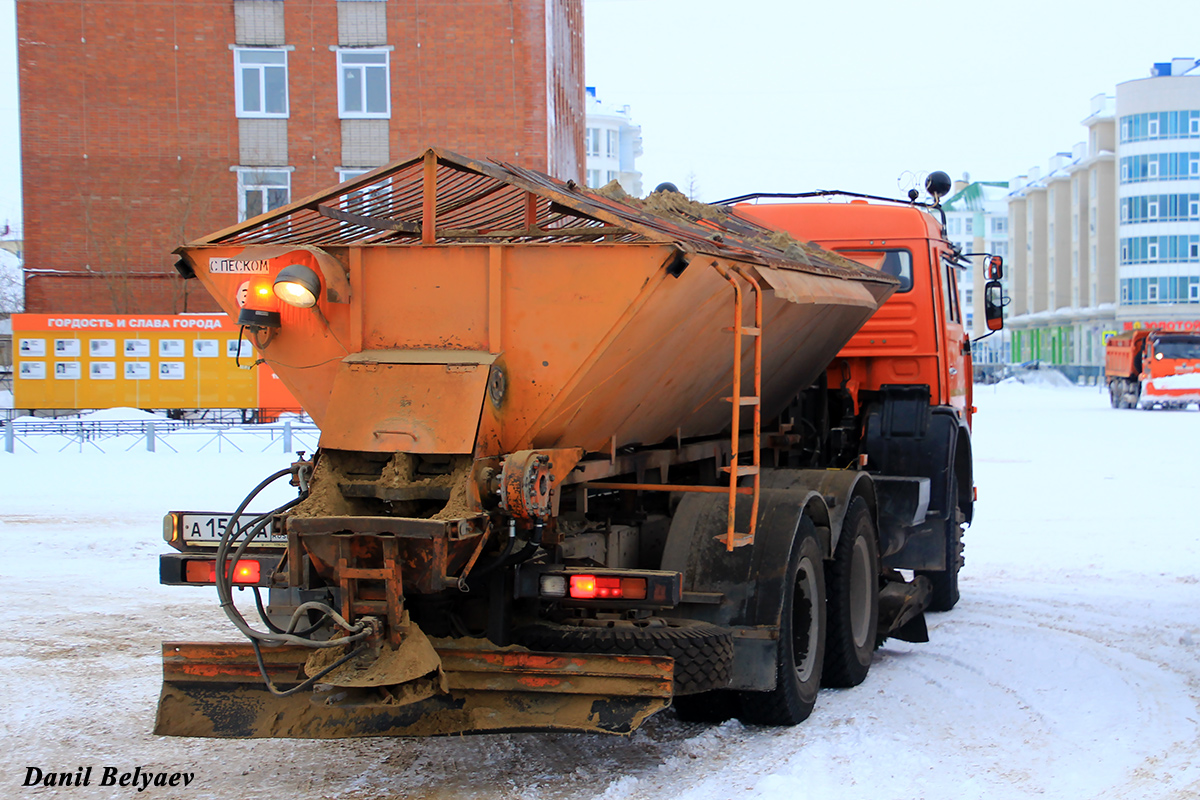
154 642 673 738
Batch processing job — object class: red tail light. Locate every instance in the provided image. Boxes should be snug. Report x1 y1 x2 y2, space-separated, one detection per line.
233 561 261 584
567 574 647 600
184 559 261 584
569 574 597 598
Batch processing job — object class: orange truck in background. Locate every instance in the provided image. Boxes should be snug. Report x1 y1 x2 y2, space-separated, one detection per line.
1106 329 1200 409
154 152 1004 740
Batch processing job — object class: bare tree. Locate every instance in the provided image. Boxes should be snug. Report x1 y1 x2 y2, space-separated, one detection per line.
0 249 23 316
684 171 702 202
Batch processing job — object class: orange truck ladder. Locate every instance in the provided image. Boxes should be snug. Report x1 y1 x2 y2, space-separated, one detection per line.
719 265 763 550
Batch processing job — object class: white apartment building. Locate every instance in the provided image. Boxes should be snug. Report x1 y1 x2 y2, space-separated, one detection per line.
584 87 644 196
1115 60 1200 320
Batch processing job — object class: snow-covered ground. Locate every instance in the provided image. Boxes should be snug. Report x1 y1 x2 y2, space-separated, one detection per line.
1 382 1198 799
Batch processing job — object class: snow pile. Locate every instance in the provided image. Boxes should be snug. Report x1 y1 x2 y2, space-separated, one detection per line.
1 381 1199 800
999 366 1076 388
1148 372 1200 390
75 407 170 422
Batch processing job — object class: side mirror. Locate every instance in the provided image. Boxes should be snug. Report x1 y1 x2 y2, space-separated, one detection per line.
987 255 1004 280
984 279 1004 331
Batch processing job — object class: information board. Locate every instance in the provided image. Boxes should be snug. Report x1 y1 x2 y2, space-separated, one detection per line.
11 314 301 411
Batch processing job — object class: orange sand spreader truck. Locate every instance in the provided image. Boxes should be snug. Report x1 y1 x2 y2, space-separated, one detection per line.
1105 328 1200 409
155 152 1005 738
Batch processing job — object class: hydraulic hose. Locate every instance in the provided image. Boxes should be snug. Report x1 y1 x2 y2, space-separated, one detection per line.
506 520 545 566
215 467 371 649
469 519 518 579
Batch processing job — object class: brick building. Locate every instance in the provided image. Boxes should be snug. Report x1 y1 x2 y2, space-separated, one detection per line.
17 0 585 314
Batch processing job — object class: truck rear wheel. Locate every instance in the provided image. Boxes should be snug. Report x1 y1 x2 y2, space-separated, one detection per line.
737 516 826 726
511 617 734 696
822 497 879 688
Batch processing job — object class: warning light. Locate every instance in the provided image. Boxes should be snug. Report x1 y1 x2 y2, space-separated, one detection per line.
183 559 261 584
566 574 647 600
233 561 261 584
569 574 597 599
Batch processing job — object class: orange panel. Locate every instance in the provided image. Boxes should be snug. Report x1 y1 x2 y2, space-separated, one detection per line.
319 361 490 453
360 247 490 351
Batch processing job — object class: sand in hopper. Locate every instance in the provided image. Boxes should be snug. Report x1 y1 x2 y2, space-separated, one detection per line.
591 182 873 274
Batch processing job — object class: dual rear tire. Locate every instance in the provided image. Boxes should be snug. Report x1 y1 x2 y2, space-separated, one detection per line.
681 503 882 726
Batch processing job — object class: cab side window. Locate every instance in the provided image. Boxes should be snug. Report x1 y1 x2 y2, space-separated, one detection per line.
943 260 961 324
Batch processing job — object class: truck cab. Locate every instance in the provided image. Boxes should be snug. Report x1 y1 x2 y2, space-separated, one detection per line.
737 199 990 611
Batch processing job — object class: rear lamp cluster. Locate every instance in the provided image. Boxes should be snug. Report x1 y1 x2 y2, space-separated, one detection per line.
184 559 262 585
539 573 648 600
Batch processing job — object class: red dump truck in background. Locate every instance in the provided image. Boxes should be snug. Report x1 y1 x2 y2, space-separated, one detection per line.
1106 329 1200 409
154 152 1004 739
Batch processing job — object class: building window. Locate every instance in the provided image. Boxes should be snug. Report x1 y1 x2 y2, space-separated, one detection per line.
1090 207 1096 234
235 49 288 118
238 169 291 221
1192 242 1200 259
1149 118 1159 138
1148 241 1159 260
1192 282 1199 301
1193 117 1200 135
586 129 601 157
335 168 389 214
586 169 601 188
606 170 618 184
1148 282 1159 302
1192 200 1200 218
1148 201 1158 219
605 130 618 158
338 50 390 118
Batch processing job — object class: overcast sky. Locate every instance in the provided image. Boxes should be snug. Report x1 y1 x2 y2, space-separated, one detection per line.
1 0 1198 236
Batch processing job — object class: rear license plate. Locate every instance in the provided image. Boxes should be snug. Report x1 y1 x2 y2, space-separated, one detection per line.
178 513 287 547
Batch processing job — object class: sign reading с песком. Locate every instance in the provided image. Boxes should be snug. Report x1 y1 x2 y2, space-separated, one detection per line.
208 258 270 274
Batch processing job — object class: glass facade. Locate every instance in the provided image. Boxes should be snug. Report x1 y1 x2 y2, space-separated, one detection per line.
1121 193 1200 222
1119 110 1200 143
1119 152 1200 183
1119 235 1200 264
1119 275 1200 304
